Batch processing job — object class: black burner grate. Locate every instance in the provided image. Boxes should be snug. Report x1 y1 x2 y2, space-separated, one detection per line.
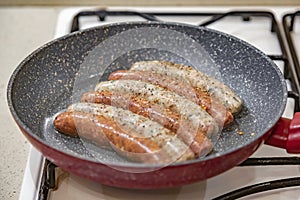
212 176 300 200
38 9 300 200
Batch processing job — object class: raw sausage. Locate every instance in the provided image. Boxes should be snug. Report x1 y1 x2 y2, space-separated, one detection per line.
54 111 169 163
108 69 233 127
81 91 181 132
69 102 213 158
130 60 243 114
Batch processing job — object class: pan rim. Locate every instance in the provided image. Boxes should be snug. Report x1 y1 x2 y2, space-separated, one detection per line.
7 21 288 168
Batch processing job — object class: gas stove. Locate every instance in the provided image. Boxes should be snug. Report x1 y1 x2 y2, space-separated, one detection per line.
19 7 300 200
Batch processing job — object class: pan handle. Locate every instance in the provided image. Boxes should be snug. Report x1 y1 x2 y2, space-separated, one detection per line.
265 112 300 153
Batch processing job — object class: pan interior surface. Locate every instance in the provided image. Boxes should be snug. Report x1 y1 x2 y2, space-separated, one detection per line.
8 22 287 167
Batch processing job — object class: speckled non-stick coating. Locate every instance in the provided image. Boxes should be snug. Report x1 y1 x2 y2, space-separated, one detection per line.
8 22 287 167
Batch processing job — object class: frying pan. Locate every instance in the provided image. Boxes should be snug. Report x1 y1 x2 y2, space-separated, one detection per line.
7 22 300 189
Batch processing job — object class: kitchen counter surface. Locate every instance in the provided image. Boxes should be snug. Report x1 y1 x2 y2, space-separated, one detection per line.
0 7 61 200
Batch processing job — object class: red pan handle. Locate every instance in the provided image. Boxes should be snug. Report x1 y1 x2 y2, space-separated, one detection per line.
265 112 300 153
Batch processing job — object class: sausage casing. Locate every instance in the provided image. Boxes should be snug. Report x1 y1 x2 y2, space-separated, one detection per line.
54 103 202 163
109 69 233 127
81 91 181 134
130 60 243 114
54 111 168 163
70 102 212 158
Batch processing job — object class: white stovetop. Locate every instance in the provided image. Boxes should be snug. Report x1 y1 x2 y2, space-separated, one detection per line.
15 6 300 200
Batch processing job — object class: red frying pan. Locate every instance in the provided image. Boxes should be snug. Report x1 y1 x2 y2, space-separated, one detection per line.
7 22 300 189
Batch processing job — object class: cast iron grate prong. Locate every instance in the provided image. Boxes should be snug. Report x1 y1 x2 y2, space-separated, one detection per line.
239 157 300 166
288 11 300 31
38 159 57 200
